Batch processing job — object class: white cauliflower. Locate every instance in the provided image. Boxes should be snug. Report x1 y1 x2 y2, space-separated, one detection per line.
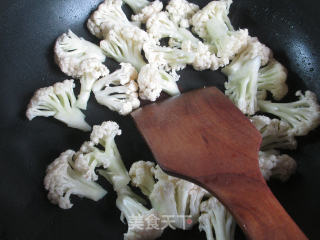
166 0 199 28
124 0 163 25
87 0 135 39
146 11 199 45
224 56 261 115
26 80 91 131
147 11 220 71
137 64 180 102
251 115 297 150
54 30 106 78
199 197 236 240
100 25 149 71
149 166 207 230
259 150 297 182
44 150 107 209
129 161 156 196
116 187 164 240
257 59 288 101
129 162 207 230
143 42 195 71
93 62 138 92
72 121 123 182
94 80 140 115
258 91 320 136
76 58 109 110
92 62 140 115
87 122 131 190
191 0 248 60
54 30 108 109
223 37 272 76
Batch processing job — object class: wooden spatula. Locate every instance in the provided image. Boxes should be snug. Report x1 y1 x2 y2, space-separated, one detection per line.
131 87 307 240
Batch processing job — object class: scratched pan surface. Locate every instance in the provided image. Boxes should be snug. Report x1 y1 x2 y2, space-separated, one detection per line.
0 0 319 239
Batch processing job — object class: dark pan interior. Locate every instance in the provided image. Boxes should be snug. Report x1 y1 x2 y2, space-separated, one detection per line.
0 0 319 239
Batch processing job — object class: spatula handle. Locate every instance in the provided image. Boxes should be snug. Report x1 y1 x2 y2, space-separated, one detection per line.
204 175 308 240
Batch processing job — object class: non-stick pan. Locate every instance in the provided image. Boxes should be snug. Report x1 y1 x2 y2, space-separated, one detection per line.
0 0 319 239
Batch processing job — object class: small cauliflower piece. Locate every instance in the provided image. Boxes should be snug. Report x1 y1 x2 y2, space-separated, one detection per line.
93 62 138 92
257 59 288 101
223 37 272 76
143 42 195 71
116 187 164 240
166 0 199 28
152 164 180 184
191 0 248 60
100 26 149 71
26 80 91 131
87 0 135 39
147 11 199 45
150 165 207 230
137 64 180 102
54 30 106 78
199 197 236 240
93 63 140 115
54 30 108 109
123 0 163 25
146 11 219 71
224 56 261 115
87 122 130 190
44 150 107 209
258 91 320 136
76 58 109 110
149 180 179 227
129 161 156 196
72 121 123 182
94 80 140 116
259 150 297 182
251 115 297 150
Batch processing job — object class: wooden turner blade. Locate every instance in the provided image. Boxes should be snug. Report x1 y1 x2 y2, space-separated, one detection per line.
131 87 307 240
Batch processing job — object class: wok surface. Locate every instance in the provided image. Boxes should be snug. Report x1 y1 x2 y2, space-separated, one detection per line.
0 0 319 239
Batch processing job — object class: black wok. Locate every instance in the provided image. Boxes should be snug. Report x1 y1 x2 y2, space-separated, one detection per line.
0 0 319 239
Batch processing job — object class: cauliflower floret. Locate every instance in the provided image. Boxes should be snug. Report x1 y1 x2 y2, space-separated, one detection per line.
71 121 124 182
180 40 219 71
129 162 208 230
129 161 156 196
166 0 199 28
26 80 91 131
87 0 134 39
257 59 288 101
76 58 109 110
150 166 207 230
189 185 210 222
146 11 221 71
93 62 138 92
147 11 199 45
251 115 297 150
100 26 149 71
87 122 131 190
137 64 180 102
224 56 261 115
259 150 297 182
191 0 248 59
94 80 140 116
258 91 320 136
44 150 107 209
129 0 164 24
143 42 195 71
191 0 233 40
199 197 236 240
54 30 106 78
116 187 164 240
223 37 272 76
